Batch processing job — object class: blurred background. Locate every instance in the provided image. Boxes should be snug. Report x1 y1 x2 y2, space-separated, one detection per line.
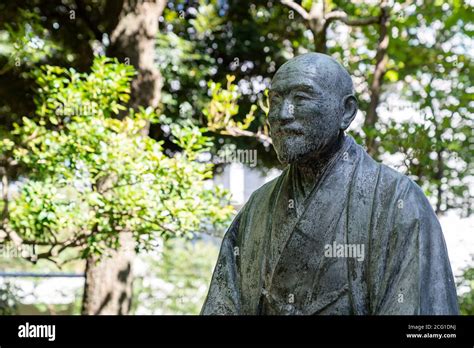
0 0 472 315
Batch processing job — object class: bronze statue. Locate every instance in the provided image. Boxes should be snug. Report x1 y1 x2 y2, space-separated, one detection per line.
201 53 459 315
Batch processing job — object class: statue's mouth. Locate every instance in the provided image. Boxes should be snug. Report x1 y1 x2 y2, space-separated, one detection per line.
273 124 305 136
275 127 304 137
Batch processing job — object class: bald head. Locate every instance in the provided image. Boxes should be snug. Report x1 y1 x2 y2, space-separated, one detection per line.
272 53 354 99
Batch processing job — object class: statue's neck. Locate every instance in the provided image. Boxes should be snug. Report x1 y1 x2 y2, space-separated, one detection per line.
294 132 345 196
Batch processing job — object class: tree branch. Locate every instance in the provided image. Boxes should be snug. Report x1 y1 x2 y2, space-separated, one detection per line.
1 166 9 230
325 10 380 26
219 126 272 144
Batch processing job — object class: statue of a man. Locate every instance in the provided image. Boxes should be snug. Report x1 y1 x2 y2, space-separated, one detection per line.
201 53 459 315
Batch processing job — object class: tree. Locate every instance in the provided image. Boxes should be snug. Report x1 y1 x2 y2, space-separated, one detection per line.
375 0 472 216
0 56 233 314
159 1 472 215
0 0 169 314
81 0 168 316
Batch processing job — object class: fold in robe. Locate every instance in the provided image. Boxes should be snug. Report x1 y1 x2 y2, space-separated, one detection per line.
201 136 459 315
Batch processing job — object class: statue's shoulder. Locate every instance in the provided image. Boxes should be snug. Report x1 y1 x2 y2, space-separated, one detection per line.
354 148 438 238
378 162 423 197
352 141 415 191
359 150 431 213
353 143 426 206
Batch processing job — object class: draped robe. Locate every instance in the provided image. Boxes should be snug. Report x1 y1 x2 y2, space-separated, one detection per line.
201 136 459 315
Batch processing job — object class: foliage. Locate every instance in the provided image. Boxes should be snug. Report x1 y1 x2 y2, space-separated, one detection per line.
157 0 472 214
457 266 474 315
204 74 263 133
0 280 20 315
371 0 473 216
3 56 234 264
0 8 58 77
1 2 471 213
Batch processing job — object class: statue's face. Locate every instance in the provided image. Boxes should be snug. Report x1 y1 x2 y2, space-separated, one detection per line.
268 60 344 165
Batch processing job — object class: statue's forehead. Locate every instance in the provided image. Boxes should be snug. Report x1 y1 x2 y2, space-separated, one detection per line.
271 75 322 93
271 65 331 92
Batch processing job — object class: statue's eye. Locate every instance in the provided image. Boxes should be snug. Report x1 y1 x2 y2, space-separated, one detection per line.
294 93 310 100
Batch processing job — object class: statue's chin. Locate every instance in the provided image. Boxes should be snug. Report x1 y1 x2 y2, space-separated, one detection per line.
273 129 345 165
276 148 309 165
274 137 306 164
275 139 328 165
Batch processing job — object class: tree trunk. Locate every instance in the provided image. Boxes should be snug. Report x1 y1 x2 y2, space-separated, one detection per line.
81 232 135 314
364 2 390 156
107 0 165 115
309 0 327 53
311 20 327 53
81 0 166 315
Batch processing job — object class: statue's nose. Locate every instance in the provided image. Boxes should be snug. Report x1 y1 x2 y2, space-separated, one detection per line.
277 99 296 123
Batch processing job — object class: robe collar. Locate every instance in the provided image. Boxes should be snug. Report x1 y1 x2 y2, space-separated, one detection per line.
290 133 349 215
261 135 358 314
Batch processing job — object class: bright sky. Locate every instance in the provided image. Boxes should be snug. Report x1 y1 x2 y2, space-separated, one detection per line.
440 212 474 279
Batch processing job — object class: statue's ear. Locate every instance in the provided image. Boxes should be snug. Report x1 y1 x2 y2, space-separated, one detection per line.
340 95 358 130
